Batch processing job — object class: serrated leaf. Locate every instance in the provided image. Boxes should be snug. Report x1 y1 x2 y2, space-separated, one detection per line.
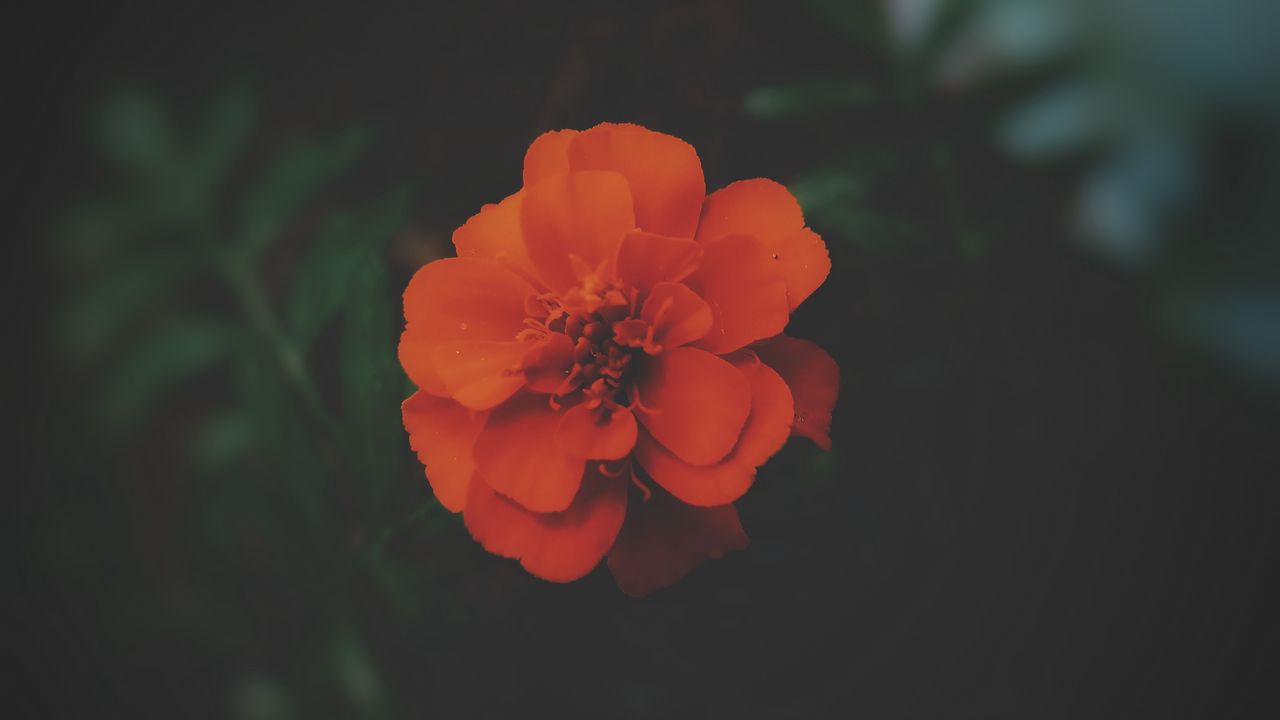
287 190 409 345
96 316 232 433
744 79 875 119
237 126 373 253
96 89 177 179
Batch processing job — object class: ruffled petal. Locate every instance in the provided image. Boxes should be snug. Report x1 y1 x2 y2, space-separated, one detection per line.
683 234 790 355
636 355 792 506
752 334 839 450
695 179 831 309
451 192 541 287
606 486 749 597
465 467 627 583
634 346 751 466
431 340 531 410
402 392 488 513
614 230 702 292
567 123 705 239
473 392 585 512
520 170 636 293
399 258 536 395
523 129 579 187
640 281 712 349
522 333 575 394
555 404 638 460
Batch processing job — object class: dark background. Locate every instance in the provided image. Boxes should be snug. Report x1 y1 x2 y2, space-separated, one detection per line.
12 1 1280 717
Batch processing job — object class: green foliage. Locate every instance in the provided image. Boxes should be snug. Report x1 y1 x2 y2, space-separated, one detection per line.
744 79 875 119
288 191 409 345
896 0 1280 386
238 126 373 254
97 315 233 434
55 86 436 711
340 230 411 526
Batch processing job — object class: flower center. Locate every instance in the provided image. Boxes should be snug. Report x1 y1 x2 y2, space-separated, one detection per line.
518 263 664 414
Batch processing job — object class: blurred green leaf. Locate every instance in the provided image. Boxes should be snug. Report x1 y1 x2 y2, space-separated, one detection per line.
288 190 410 345
745 79 875 119
58 248 200 358
804 0 886 48
97 316 232 433
96 89 177 179
237 127 373 253
189 83 256 192
232 341 330 529
1163 281 1280 386
1000 82 1105 159
340 252 406 517
192 410 258 471
56 194 173 263
330 626 390 719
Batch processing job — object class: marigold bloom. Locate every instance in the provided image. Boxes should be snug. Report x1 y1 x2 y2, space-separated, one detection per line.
400 123 839 596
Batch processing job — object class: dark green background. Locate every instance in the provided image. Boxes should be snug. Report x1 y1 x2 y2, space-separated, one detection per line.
14 1 1280 717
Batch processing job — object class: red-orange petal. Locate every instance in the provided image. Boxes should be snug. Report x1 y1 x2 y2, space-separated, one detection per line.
465 467 627 583
696 179 831 309
567 123 705 239
640 281 712 349
520 170 636 293
753 334 839 450
431 340 531 410
451 192 542 287
402 392 488 513
473 392 586 512
606 486 749 597
635 346 751 466
554 404 638 460
522 333 575 394
683 234 790 355
400 258 535 394
614 230 702 293
523 129 580 187
635 356 792 506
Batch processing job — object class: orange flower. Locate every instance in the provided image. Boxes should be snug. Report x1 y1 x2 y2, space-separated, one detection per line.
399 123 839 596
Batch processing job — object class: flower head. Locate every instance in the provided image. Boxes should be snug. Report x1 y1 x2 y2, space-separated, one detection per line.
400 123 839 596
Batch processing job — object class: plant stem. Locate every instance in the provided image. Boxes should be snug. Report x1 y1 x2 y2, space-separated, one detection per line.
220 251 340 435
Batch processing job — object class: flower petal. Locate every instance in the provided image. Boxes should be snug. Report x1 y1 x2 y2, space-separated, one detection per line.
640 281 712 349
555 404 638 460
696 179 830 309
402 392 488 513
614 230 702 292
432 340 531 410
465 467 627 583
753 334 839 450
399 258 535 395
520 170 636 293
522 333 575 394
635 346 751 466
473 392 586 512
606 486 749 597
523 129 579 187
567 123 705 239
636 355 792 506
451 192 541 287
683 234 790 355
